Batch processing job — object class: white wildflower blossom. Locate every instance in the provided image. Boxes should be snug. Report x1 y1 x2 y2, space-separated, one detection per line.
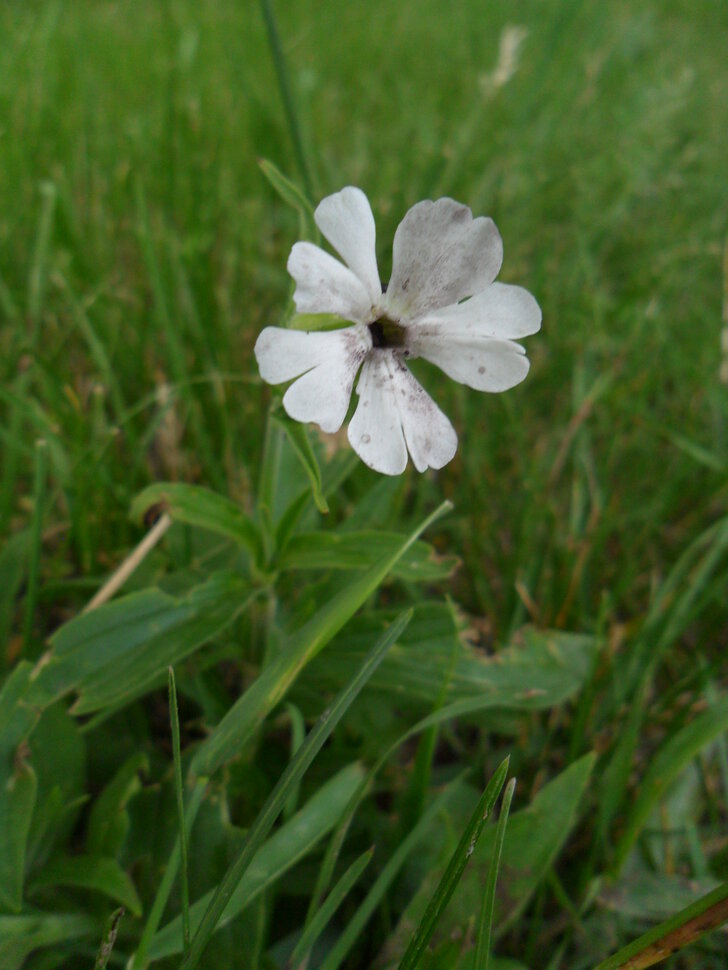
255 187 541 475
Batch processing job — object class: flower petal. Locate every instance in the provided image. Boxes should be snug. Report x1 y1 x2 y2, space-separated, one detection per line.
386 198 503 318
314 187 382 306
287 242 374 323
415 282 542 339
348 352 457 474
408 330 531 392
255 325 371 433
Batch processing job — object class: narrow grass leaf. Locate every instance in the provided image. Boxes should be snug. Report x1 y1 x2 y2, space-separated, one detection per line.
257 0 314 199
593 881 728 970
319 775 468 970
21 438 47 651
94 907 125 970
27 180 56 334
181 611 411 969
148 762 365 960
0 531 30 662
613 694 728 873
131 780 207 970
130 483 263 564
289 848 374 970
475 777 516 970
397 758 510 970
272 411 329 515
168 668 191 954
191 502 451 777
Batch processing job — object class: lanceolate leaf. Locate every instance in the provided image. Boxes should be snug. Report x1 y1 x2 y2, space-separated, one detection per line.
129 483 263 564
0 913 97 970
29 854 142 915
278 532 458 582
298 606 599 719
33 571 252 714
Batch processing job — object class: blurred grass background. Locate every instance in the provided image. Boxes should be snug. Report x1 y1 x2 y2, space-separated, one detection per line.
1 0 728 966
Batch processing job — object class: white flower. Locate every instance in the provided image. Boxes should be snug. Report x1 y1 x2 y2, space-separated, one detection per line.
255 187 541 475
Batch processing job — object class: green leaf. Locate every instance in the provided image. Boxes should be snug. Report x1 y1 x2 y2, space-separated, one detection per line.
129 483 263 564
299 608 599 720
479 753 595 932
387 754 595 959
278 532 458 582
614 694 728 872
483 753 595 931
34 571 253 714
0 663 43 912
289 848 374 968
87 753 148 858
29 854 142 915
0 663 42 759
319 774 467 970
397 759 510 970
190 502 452 777
181 611 411 969
0 531 30 654
147 761 365 960
0 913 96 970
258 158 317 241
0 757 37 912
271 411 329 515
475 777 516 970
26 702 86 868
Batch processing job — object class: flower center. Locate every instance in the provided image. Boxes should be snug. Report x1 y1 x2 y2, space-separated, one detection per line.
368 316 406 349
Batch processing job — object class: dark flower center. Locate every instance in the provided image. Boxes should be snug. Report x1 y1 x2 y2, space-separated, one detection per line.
368 315 406 349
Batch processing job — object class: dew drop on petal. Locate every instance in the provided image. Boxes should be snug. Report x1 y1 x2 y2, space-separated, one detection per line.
361 433 371 443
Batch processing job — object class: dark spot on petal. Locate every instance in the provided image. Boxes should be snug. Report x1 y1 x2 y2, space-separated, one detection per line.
478 366 485 374
402 278 409 291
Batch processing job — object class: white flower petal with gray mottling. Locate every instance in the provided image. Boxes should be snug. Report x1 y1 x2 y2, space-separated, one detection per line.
348 352 457 475
255 325 371 433
254 187 541 475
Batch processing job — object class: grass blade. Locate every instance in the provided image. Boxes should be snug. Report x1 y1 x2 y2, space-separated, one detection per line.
319 774 469 970
130 780 207 970
258 0 313 197
475 777 516 970
21 438 47 653
93 907 125 970
592 881 728 970
180 610 412 969
168 668 190 956
289 848 374 970
396 757 510 970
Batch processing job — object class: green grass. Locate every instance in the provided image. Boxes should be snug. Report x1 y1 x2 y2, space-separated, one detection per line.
1 0 727 967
